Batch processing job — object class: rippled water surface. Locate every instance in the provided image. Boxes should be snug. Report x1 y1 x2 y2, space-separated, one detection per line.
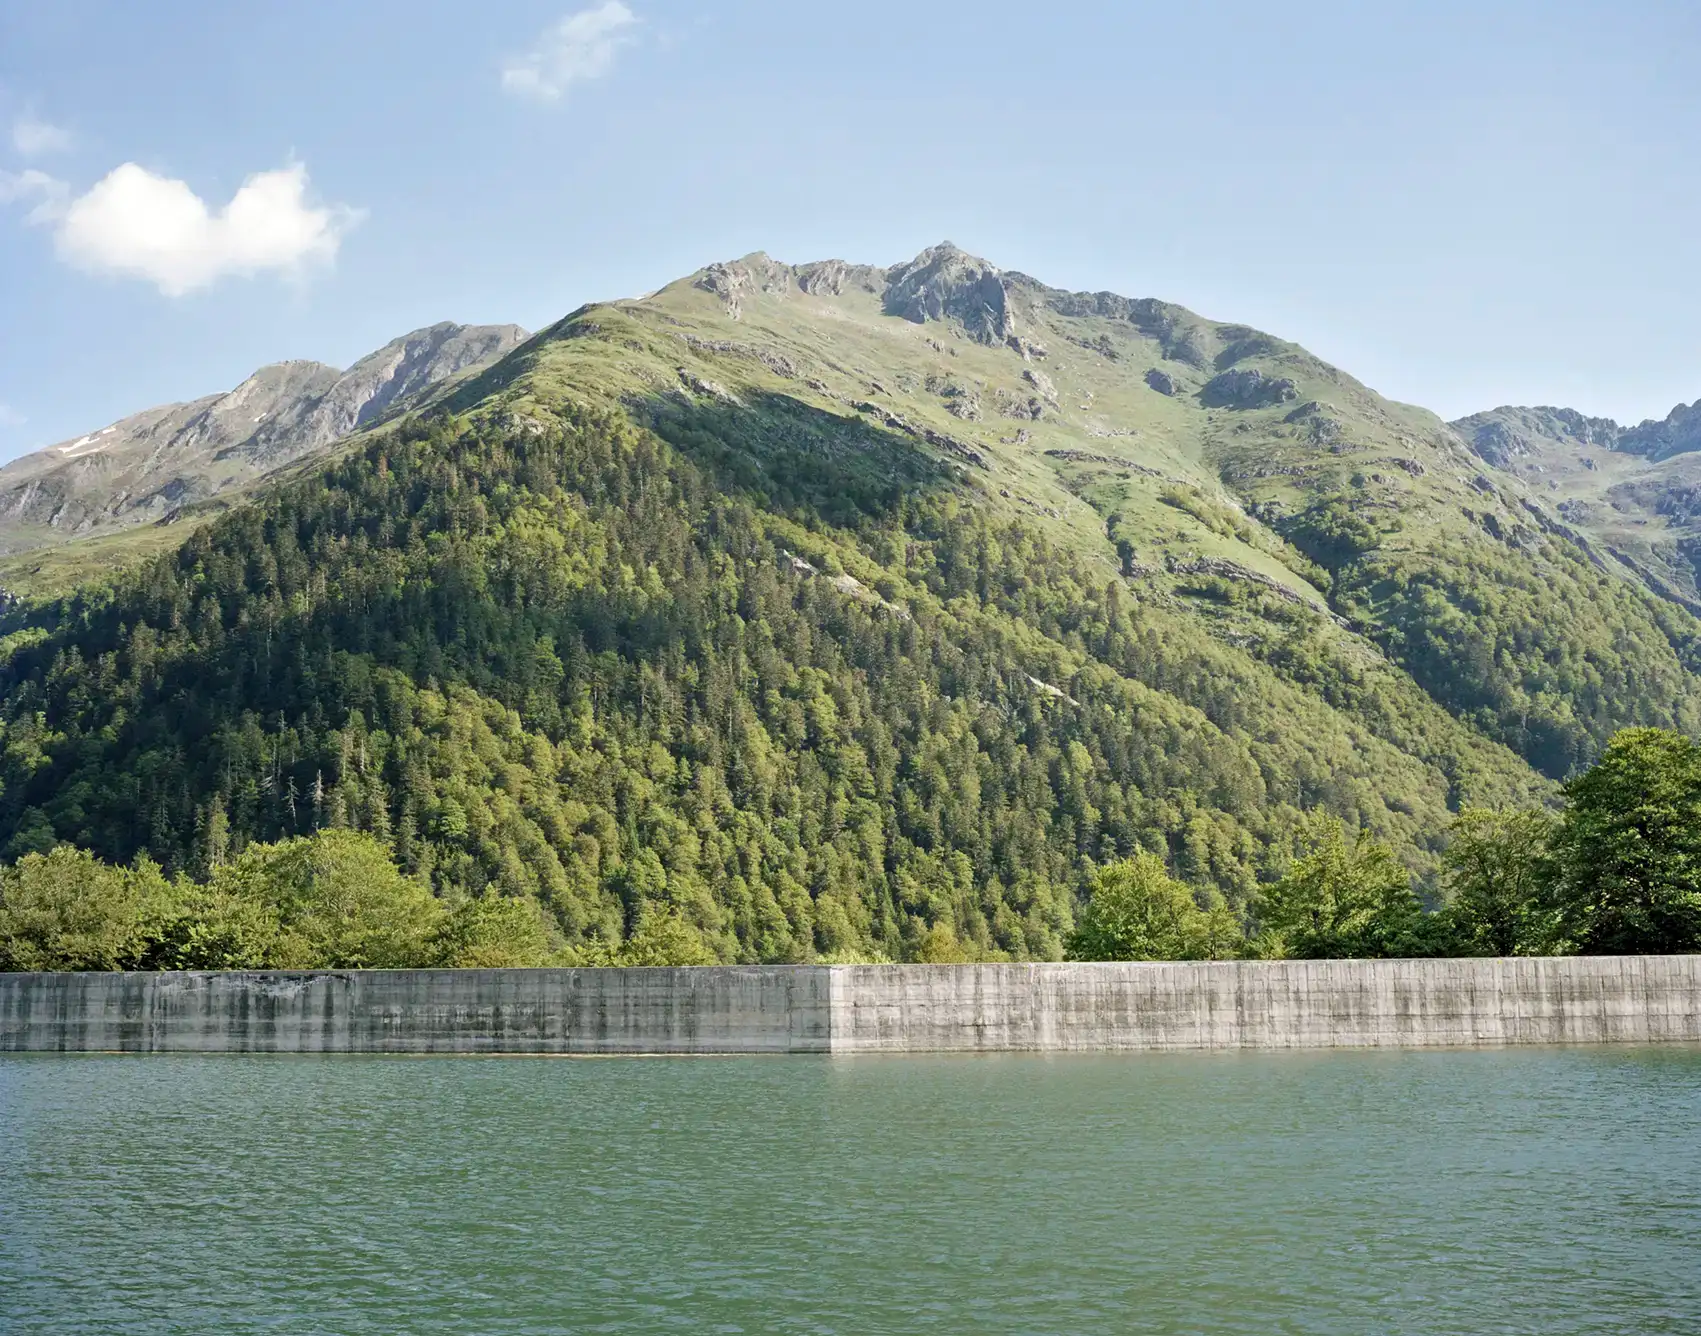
3 1046 1699 1334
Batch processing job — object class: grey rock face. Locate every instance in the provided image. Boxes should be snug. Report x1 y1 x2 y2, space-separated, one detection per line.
881 242 1015 345
1022 367 1058 401
1621 401 1701 462
0 322 527 553
694 254 798 318
1200 368 1299 409
1145 369 1177 396
1450 405 1623 468
794 258 884 297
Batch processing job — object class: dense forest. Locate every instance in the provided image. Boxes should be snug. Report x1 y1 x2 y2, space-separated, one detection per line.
4 725 1697 969
0 397 1696 969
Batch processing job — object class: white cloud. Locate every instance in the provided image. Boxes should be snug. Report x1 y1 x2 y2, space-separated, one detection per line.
0 404 24 429
502 2 638 103
0 167 68 224
12 114 72 158
22 161 359 296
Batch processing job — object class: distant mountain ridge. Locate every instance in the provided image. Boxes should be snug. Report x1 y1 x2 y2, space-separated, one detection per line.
0 321 528 555
1452 398 1701 467
1448 396 1701 606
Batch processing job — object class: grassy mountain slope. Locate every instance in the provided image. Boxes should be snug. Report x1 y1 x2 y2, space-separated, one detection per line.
447 245 1701 780
4 243 1697 961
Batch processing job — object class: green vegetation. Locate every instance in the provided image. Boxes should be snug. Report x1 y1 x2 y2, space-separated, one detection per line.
9 725 1698 969
1255 815 1429 959
1545 728 1701 953
1440 806 1555 956
7 246 1701 970
1065 851 1240 961
1069 727 1701 962
0 831 604 972
1327 529 1701 779
0 403 1549 967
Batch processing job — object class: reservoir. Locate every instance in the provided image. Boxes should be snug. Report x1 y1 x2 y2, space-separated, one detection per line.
3 1047 1699 1334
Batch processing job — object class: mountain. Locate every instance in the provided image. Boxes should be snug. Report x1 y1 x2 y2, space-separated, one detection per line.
1 242 1698 962
0 321 528 571
1451 398 1701 606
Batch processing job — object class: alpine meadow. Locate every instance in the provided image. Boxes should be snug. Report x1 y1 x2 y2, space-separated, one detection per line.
4 244 1701 968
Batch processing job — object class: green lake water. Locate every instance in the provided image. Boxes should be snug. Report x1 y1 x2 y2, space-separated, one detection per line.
2 1047 1699 1334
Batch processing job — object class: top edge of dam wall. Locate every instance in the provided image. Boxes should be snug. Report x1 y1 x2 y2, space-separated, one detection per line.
2 956 1699 1054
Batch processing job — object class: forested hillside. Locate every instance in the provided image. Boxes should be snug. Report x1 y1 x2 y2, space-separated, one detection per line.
4 243 1699 962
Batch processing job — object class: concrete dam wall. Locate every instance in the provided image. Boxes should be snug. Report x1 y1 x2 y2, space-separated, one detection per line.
3 956 1699 1054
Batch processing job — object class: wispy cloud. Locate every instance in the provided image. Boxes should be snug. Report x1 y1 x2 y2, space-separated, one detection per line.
0 403 24 429
12 113 72 158
0 167 69 224
2 161 359 296
502 2 638 103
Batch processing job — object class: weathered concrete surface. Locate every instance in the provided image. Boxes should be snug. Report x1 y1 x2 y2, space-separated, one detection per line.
2 957 1698 1054
828 957 1701 1051
0 967 832 1054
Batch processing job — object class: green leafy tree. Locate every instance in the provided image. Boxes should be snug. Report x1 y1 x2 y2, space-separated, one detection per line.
1066 851 1243 961
1440 806 1556 956
144 884 283 971
912 921 972 963
1546 728 1701 954
209 829 444 969
0 846 173 971
581 904 719 966
433 895 559 968
1258 817 1420 958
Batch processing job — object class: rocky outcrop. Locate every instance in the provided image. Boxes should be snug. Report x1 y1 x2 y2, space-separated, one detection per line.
1200 368 1299 409
1167 553 1325 611
1621 401 1701 462
0 322 526 553
1022 368 1057 401
1285 400 1347 444
994 390 1046 421
794 258 884 297
1449 405 1623 468
1125 299 1216 368
881 243 1015 345
1145 369 1177 396
694 254 797 318
1043 449 1168 479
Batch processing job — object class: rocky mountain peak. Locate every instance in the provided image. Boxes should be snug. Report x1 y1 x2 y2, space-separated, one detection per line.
881 242 1014 346
1450 405 1624 468
693 254 799 317
1620 400 1701 462
1452 400 1701 469
273 321 529 454
0 322 527 553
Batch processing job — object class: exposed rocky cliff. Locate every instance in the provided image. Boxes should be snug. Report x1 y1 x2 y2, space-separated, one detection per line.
0 322 527 552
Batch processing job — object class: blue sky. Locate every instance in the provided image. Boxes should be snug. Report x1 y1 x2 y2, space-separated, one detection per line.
2 1 1698 459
